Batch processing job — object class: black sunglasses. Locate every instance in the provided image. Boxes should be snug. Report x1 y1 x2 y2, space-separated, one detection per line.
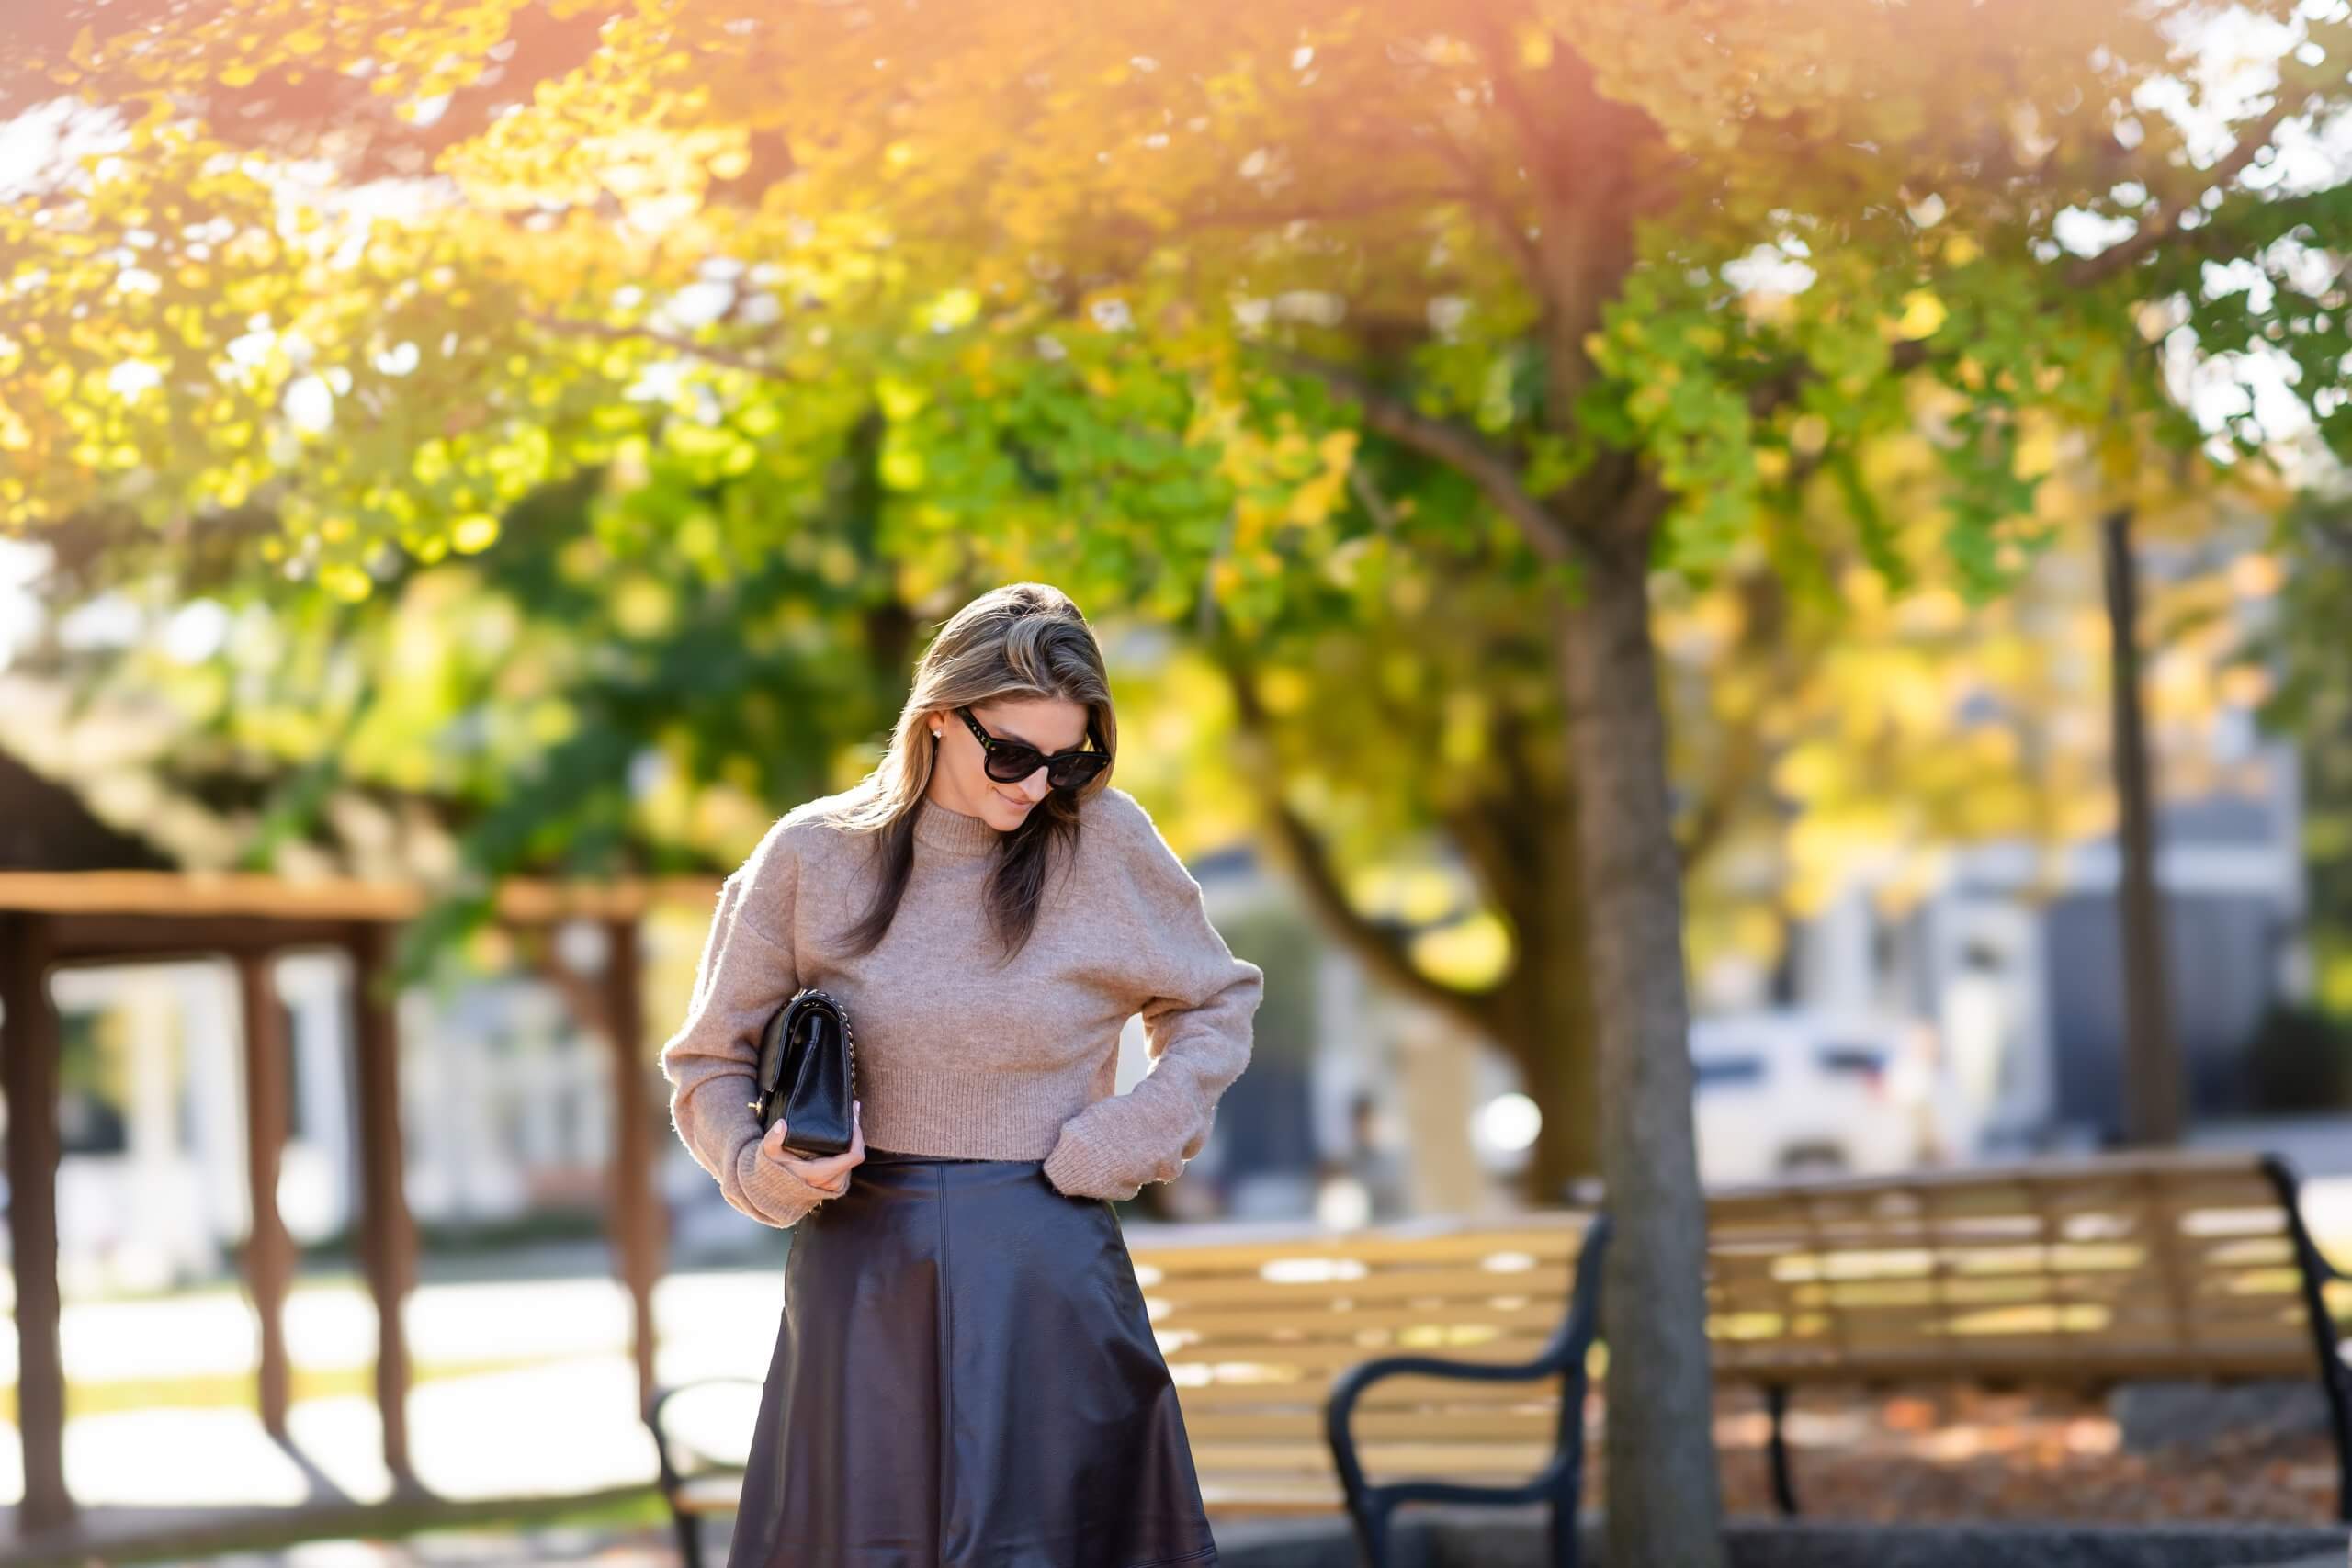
953 705 1111 791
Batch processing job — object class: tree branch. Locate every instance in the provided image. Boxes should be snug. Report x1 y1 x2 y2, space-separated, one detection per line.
2066 95 2299 288
1206 640 1504 1042
1261 791 1505 1041
1460 12 1560 196
1346 462 1403 535
1424 128 1548 294
1268 347 1583 567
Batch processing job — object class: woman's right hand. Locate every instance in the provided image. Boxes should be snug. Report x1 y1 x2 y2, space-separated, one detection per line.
762 1100 865 1196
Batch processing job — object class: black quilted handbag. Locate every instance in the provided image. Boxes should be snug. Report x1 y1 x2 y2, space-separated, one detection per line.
748 987 858 1156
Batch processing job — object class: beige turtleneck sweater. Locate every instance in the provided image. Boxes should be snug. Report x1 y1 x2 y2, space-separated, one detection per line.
658 782 1265 1228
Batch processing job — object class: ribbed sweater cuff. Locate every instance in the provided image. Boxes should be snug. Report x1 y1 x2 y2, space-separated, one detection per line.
1042 1119 1144 1201
729 1131 846 1229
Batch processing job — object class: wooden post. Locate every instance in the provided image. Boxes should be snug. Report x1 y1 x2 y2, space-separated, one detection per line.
604 917 665 1419
237 948 296 1438
347 922 418 1490
0 911 74 1533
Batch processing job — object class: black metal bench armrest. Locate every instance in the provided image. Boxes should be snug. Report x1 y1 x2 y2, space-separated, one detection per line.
1323 1213 1611 1512
2260 1155 2352 1288
2258 1154 2352 1524
644 1376 763 1497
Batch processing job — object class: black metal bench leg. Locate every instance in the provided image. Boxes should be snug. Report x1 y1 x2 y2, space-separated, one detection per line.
1765 1384 1799 1517
671 1505 704 1568
2315 1342 2352 1524
1350 1496 1395 1568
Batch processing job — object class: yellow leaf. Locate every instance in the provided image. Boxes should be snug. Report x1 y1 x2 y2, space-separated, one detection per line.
876 375 929 420
1894 289 1947 339
320 561 374 602
451 513 500 552
1257 666 1309 715
613 574 673 637
926 287 980 332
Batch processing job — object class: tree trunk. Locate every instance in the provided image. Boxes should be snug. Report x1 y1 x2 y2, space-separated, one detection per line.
1553 525 1726 1568
2100 504 2184 1145
1501 801 1602 1201
1512 966 1600 1203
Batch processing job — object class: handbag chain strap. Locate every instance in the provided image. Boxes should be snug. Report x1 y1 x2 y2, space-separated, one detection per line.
750 987 858 1124
791 987 856 1105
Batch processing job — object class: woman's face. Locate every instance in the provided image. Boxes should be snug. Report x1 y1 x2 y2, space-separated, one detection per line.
927 695 1094 829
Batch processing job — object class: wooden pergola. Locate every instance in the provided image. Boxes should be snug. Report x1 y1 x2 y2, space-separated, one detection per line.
0 752 718 1541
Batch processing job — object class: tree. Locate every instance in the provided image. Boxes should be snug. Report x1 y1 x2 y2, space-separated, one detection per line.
9 5 2352 1560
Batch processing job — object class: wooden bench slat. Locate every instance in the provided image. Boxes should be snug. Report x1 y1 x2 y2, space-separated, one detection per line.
673 1475 747 1515
1187 1409 1566 1442
1190 1440 1554 1475
1125 1224 1587 1271
1163 1335 1562 1374
1152 1299 1574 1340
1141 1266 1587 1311
1170 1375 1575 1412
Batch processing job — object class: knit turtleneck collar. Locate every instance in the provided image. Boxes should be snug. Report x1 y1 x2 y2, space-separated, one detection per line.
913 794 1005 859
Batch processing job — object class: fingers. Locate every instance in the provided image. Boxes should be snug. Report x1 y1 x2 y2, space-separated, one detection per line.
802 1101 865 1181
768 1101 865 1192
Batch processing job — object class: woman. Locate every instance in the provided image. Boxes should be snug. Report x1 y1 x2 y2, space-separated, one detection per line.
659 581 1264 1568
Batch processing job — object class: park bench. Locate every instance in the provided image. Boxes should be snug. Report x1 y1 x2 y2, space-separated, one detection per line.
1310 1147 2352 1540
641 1149 2352 1565
1701 1149 2350 1518
1125 1210 1608 1517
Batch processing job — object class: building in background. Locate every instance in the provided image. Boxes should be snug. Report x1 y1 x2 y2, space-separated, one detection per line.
1748 518 2313 1153
1767 733 2308 1153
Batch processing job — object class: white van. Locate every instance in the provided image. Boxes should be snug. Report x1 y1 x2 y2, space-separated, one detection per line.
1689 1009 1976 1187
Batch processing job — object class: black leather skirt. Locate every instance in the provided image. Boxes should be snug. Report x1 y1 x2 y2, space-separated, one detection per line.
725 1147 1220 1568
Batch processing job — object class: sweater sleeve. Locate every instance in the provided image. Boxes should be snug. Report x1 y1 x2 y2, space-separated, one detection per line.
658 818 847 1230
1042 804 1264 1201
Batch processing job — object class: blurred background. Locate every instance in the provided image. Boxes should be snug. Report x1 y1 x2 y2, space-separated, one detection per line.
2 0 2351 1559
